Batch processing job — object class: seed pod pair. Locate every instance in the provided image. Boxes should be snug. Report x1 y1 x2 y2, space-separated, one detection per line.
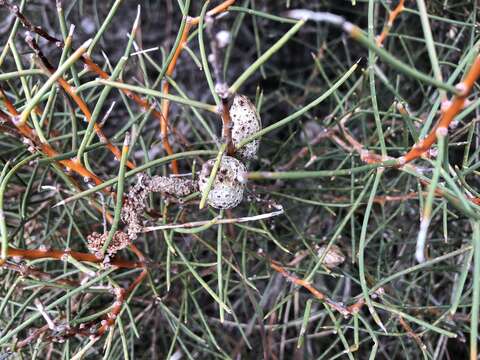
200 94 261 209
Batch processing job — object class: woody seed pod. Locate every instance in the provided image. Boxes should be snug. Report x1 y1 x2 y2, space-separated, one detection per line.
229 94 261 160
199 155 247 209
317 244 345 269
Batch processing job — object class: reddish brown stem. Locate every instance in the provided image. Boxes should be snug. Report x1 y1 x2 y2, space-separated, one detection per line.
335 53 480 166
269 259 351 316
403 55 480 163
376 0 405 46
6 246 142 269
221 99 235 155
56 76 136 170
159 20 193 175
26 37 136 170
158 0 236 173
0 89 106 188
83 55 177 168
189 0 236 26
278 127 334 171
96 244 147 336
2 262 78 286
398 316 426 351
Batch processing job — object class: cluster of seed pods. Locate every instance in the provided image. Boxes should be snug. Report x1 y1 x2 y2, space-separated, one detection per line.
199 94 261 209
85 95 260 254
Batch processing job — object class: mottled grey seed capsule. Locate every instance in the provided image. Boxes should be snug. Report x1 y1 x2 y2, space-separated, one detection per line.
229 95 261 160
199 156 247 209
317 244 345 268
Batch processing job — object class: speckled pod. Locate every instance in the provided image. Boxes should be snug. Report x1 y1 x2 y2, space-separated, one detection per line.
199 156 247 209
317 244 345 268
229 94 261 160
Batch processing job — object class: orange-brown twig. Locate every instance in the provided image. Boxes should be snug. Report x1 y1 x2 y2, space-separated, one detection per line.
335 54 480 166
6 246 142 269
159 0 236 173
269 259 351 316
6 243 147 341
0 89 114 224
403 55 480 163
221 99 235 155
96 243 147 336
2 261 78 287
188 0 236 26
336 112 477 203
56 77 136 169
376 0 405 46
0 89 106 188
398 316 426 351
4 1 237 175
82 55 179 162
159 20 193 175
25 36 136 170
95 268 147 336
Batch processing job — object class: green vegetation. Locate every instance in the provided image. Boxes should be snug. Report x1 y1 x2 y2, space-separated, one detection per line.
0 0 479 358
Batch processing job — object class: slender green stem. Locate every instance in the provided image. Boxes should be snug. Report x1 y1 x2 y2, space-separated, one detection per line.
229 6 299 24
415 131 446 263
0 0 26 66
247 161 395 181
198 1 222 108
358 169 386 332
372 246 472 292
89 79 217 112
368 0 387 157
305 173 375 282
154 0 191 88
87 0 125 55
416 0 446 100
18 39 93 125
471 220 480 360
217 210 224 323
237 62 358 149
56 150 216 205
173 244 231 314
8 39 47 143
101 133 130 255
449 248 473 316
0 154 38 261
0 69 44 81
229 19 305 93
0 161 11 263
199 144 226 209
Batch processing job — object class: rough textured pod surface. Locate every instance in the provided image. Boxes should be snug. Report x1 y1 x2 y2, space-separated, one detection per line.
199 156 247 209
87 231 130 256
229 94 261 160
317 244 346 268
